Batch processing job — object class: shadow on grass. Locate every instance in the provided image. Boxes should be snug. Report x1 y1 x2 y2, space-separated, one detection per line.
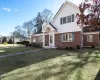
0 48 100 80
0 46 37 56
34 48 100 80
94 69 100 80
0 49 68 75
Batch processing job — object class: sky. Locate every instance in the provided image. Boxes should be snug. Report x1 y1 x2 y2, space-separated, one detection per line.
0 0 82 36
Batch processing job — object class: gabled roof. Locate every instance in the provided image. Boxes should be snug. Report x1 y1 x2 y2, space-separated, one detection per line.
53 0 79 22
49 22 57 30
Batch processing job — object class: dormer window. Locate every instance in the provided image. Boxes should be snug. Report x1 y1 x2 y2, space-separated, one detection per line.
67 15 71 23
72 14 74 22
60 14 74 25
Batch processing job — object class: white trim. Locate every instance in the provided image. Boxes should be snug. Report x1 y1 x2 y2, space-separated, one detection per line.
49 34 53 46
33 33 43 36
43 32 45 47
62 33 73 42
52 1 79 23
52 31 55 47
83 32 99 35
87 35 93 42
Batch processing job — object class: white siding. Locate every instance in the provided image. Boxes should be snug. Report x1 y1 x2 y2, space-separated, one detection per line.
52 3 81 33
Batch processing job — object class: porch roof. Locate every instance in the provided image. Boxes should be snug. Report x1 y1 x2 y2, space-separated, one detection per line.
49 23 57 30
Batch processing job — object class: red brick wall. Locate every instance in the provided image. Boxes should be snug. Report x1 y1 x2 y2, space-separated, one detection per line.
55 32 81 48
83 34 99 47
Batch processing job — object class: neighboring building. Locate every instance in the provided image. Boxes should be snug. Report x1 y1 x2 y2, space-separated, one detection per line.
31 1 100 48
0 35 2 44
12 37 28 43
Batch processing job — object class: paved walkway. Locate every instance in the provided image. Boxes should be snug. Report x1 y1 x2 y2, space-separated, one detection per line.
0 49 43 59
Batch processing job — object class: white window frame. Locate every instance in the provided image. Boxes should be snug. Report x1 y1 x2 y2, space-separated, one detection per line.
33 38 36 42
60 14 74 25
38 36 43 42
62 33 73 42
87 35 93 42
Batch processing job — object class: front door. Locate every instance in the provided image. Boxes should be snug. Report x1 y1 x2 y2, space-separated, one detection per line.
49 34 53 46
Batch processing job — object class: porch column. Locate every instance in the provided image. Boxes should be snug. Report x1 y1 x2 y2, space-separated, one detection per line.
43 32 45 47
52 30 55 47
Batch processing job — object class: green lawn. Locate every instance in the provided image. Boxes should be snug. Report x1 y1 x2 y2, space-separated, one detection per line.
0 44 37 56
0 49 100 80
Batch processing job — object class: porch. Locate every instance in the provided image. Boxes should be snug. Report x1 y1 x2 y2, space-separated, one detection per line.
42 22 57 48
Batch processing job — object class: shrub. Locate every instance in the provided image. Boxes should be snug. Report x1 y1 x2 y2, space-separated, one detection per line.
3 42 8 45
31 43 37 47
16 41 29 45
8 39 14 44
25 44 29 47
16 42 23 44
29 44 32 47
22 41 29 45
31 43 42 48
91 45 95 48
69 47 73 50
76 45 80 50
65 46 69 50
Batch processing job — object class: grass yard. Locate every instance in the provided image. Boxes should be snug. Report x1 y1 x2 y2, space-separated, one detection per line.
0 48 100 80
0 44 37 56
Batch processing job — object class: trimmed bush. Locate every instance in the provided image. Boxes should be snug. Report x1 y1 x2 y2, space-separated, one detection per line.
29 44 32 47
76 45 80 50
22 41 29 45
31 43 42 48
17 42 23 44
16 41 29 45
69 47 73 50
91 45 95 48
25 44 29 47
65 47 69 50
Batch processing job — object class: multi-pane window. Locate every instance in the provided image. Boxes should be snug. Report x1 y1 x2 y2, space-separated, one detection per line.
38 36 43 42
67 15 72 23
33 38 36 42
72 14 74 22
62 33 73 42
63 17 66 24
60 14 74 25
87 35 93 42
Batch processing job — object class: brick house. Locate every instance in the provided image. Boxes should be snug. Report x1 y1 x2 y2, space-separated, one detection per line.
31 1 100 48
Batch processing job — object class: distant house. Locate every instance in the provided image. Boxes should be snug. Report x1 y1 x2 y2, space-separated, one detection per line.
12 37 28 43
0 35 2 44
31 1 100 48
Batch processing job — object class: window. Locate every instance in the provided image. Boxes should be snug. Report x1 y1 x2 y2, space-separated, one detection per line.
67 15 71 23
33 38 36 42
87 35 93 42
72 14 74 22
38 36 43 42
63 17 66 24
60 14 75 25
60 17 66 25
62 33 73 42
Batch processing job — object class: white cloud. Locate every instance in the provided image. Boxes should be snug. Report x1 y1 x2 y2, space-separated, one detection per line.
2 7 11 12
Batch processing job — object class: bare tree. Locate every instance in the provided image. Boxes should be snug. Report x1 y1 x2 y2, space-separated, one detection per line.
41 9 53 22
23 20 34 38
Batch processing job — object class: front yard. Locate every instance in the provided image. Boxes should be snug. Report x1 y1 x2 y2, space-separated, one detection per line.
0 48 100 80
0 44 37 56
